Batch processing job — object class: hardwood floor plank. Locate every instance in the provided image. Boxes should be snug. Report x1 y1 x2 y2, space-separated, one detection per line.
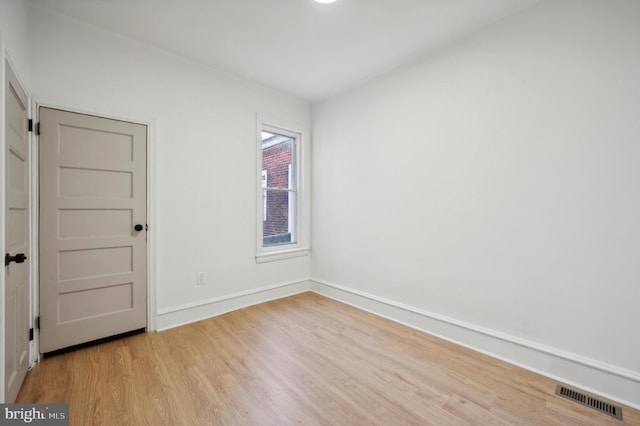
16 292 640 425
442 393 509 425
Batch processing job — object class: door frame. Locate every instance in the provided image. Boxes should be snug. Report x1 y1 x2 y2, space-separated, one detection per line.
31 102 156 359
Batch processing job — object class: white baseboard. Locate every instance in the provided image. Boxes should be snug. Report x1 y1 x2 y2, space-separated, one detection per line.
156 279 311 331
310 278 640 410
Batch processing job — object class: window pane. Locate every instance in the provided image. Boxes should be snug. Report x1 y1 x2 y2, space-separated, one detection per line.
262 133 294 190
263 190 296 246
262 129 296 247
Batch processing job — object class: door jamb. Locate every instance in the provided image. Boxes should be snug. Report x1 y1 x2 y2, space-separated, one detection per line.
28 97 38 366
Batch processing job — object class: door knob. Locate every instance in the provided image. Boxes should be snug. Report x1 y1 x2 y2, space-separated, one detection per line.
134 224 144 232
5 253 27 266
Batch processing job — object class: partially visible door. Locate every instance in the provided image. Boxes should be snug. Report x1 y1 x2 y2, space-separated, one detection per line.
4 60 30 403
39 107 147 353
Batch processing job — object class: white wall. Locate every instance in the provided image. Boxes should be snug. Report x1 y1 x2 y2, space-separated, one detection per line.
0 0 30 80
312 0 640 406
28 6 312 329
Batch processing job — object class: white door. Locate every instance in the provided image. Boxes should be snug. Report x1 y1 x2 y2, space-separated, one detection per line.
4 60 30 402
39 107 147 354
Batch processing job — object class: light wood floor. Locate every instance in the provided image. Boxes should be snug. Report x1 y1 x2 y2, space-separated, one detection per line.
17 292 640 425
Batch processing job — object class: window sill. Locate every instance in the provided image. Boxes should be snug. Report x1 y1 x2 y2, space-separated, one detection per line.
255 247 310 264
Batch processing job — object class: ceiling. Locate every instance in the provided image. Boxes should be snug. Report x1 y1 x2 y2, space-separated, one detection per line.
30 0 538 103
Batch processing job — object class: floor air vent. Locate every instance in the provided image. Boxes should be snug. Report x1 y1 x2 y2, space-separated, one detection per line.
555 385 623 420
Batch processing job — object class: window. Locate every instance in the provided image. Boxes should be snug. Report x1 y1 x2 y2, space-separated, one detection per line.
256 120 309 262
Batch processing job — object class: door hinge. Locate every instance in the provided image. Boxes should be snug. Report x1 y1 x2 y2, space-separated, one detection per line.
29 328 34 341
29 119 41 135
36 316 40 330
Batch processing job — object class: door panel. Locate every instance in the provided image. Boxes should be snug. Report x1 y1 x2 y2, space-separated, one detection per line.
39 108 147 354
4 61 30 403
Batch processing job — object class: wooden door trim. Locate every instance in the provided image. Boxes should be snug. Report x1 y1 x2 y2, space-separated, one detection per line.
33 102 156 352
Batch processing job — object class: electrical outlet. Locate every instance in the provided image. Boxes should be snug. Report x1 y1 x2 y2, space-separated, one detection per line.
197 272 206 285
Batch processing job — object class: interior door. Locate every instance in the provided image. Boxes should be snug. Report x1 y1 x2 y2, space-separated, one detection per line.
4 60 30 403
39 107 147 354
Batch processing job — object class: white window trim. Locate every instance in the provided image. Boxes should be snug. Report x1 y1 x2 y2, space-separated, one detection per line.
256 116 310 263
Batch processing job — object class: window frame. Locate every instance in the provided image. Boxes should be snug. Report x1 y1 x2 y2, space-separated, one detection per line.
256 117 310 263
